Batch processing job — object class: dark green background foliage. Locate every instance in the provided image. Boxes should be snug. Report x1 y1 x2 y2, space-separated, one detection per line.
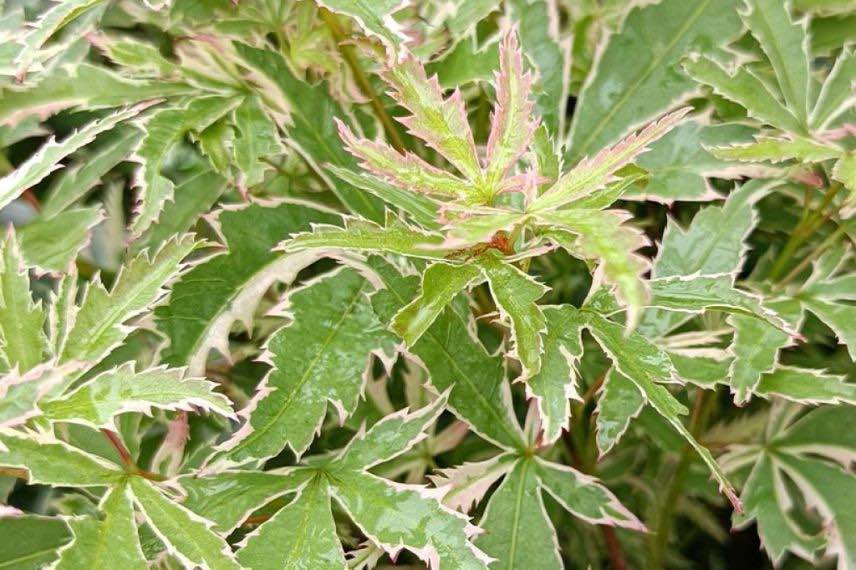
0 0 854 568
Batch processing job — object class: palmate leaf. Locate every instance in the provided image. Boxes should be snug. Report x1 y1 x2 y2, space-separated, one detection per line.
507 0 567 138
234 396 491 569
727 299 803 405
236 477 345 570
40 363 234 429
476 456 644 569
41 127 140 217
392 262 484 346
128 476 241 570
566 0 742 162
179 469 313 534
156 200 339 374
726 406 856 567
337 119 472 199
0 232 48 373
0 104 145 212
810 47 856 130
215 267 397 464
648 274 796 335
484 32 538 188
0 63 192 126
59 234 196 366
54 483 147 570
755 366 856 405
709 136 842 164
370 256 525 450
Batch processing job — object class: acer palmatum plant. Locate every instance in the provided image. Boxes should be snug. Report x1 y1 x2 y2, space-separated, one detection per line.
0 0 854 568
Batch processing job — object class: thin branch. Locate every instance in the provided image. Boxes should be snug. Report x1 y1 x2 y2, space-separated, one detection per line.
320 9 408 153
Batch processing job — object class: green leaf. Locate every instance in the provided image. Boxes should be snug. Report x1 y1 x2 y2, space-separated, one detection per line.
476 253 548 378
156 200 338 373
652 179 775 278
810 48 856 129
727 299 803 405
316 0 409 54
236 477 345 570
282 218 450 260
533 108 691 212
60 235 196 365
41 127 140 218
18 206 102 273
0 430 123 487
217 267 396 463
742 0 811 123
128 476 241 570
508 0 567 137
632 121 755 203
0 515 72 569
756 366 856 405
370 257 525 450
731 406 856 566
382 57 481 182
801 297 856 360
325 165 440 230
534 457 645 529
710 136 842 164
12 0 107 77
231 95 282 187
131 96 240 235
332 392 448 471
483 33 538 188
476 458 562 570
832 152 856 200
337 119 472 198
135 168 227 253
233 42 384 222
40 363 234 429
595 369 645 455
526 306 585 444
0 364 64 428
0 232 48 372
392 262 483 347
330 471 489 568
538 209 650 328
566 0 742 162
585 312 739 507
179 469 313 534
648 274 795 335
0 64 191 126
54 483 147 570
682 56 804 133
0 105 144 212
